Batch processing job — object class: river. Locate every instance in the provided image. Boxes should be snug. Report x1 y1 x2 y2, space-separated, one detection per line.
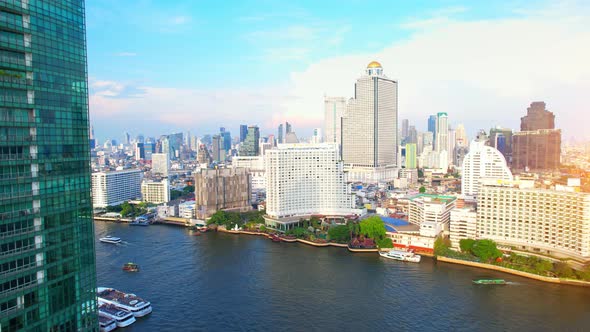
94 221 590 331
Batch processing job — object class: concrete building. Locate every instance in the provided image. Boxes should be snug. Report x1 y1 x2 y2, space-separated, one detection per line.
405 143 417 169
435 112 449 166
478 181 590 261
240 126 260 156
92 169 143 208
408 194 456 237
141 179 170 204
461 139 513 196
194 168 251 219
450 207 477 249
324 96 347 147
278 123 284 144
521 101 555 131
265 143 357 230
239 124 248 142
232 156 266 190
489 127 513 161
179 201 196 219
341 61 398 182
151 153 170 176
512 129 561 171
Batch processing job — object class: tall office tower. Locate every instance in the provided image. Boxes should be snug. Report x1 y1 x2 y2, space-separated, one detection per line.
311 128 322 143
420 131 434 154
405 143 417 169
407 125 418 144
144 142 155 160
136 134 145 144
211 135 223 162
0 1 98 329
190 135 199 151
520 101 555 131
220 127 226 133
135 142 145 161
435 113 448 152
201 134 212 146
168 132 183 159
428 115 437 146
221 130 231 152
324 96 346 146
341 61 398 182
152 153 171 176
239 124 248 143
285 122 292 134
267 134 276 146
447 129 456 165
161 136 171 158
401 119 409 141
455 123 467 147
461 138 513 196
512 102 561 171
125 132 131 144
277 124 284 144
489 127 512 161
239 126 260 156
197 144 212 165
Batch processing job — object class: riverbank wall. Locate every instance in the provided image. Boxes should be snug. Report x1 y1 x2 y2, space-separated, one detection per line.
437 256 590 287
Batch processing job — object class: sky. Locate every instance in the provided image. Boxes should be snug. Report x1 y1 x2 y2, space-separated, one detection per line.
87 0 590 143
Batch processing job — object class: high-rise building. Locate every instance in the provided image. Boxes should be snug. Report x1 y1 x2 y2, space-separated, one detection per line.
239 124 248 143
239 126 260 156
152 153 170 176
489 127 512 161
520 101 555 131
285 122 292 134
135 142 145 161
197 144 212 165
405 143 417 169
194 168 251 219
407 125 418 144
0 2 99 329
401 119 409 142
211 135 224 162
221 130 231 152
141 179 170 204
125 132 131 144
265 143 356 231
428 115 437 146
408 194 456 237
324 96 346 147
91 170 143 208
461 139 513 196
435 112 448 153
278 124 284 144
341 61 398 182
455 123 468 147
311 128 322 143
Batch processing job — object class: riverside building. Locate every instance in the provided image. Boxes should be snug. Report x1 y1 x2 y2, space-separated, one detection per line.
408 194 457 237
265 143 358 231
141 179 170 204
194 168 251 219
449 207 478 249
341 61 398 182
324 96 347 147
477 181 590 261
0 1 99 329
461 138 513 196
91 169 143 208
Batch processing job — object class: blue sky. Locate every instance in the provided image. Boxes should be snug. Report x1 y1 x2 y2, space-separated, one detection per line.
87 0 590 142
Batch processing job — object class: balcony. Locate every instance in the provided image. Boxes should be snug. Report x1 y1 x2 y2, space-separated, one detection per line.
0 243 37 258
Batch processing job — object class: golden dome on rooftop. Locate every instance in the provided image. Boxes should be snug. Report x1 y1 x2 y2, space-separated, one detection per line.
367 61 382 68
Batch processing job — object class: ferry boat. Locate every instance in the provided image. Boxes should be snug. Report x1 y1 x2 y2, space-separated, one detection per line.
130 217 150 226
98 304 136 328
97 287 153 317
98 313 118 332
379 250 421 263
99 236 121 244
472 279 507 285
122 262 139 272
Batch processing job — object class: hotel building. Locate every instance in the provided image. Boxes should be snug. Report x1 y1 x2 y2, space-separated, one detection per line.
91 169 143 208
141 179 170 204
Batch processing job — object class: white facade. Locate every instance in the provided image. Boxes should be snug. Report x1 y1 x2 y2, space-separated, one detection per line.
435 113 448 153
461 139 513 196
408 194 456 237
141 179 170 204
341 61 398 181
178 201 196 219
324 96 347 147
265 143 354 219
151 153 170 176
450 207 477 249
232 156 266 190
91 169 143 208
478 184 590 261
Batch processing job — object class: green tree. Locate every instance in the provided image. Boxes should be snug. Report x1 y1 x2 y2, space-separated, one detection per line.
328 225 351 243
359 216 386 240
459 239 476 253
208 211 229 225
434 236 449 256
286 227 308 239
534 260 553 274
183 185 195 193
419 186 426 193
376 237 394 248
120 202 134 217
471 239 502 262
259 225 267 232
170 190 183 200
554 262 575 278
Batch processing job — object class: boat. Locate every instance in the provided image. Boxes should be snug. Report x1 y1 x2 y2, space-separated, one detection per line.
99 236 121 244
130 217 149 226
472 279 507 285
379 250 421 263
122 262 139 272
98 304 136 328
97 287 153 317
98 313 118 332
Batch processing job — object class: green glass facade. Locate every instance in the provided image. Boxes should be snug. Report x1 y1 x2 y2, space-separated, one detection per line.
0 0 97 331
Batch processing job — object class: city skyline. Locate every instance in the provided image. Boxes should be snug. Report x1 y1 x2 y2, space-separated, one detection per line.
88 1 590 142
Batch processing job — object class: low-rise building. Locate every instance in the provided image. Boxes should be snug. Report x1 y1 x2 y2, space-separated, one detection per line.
407 194 456 237
91 169 143 208
141 179 170 204
178 201 196 219
449 207 477 249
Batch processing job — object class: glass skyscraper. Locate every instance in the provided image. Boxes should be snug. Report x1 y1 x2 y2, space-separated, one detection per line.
0 1 97 331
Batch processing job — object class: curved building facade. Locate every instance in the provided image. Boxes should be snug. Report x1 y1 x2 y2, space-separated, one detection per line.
461 139 513 196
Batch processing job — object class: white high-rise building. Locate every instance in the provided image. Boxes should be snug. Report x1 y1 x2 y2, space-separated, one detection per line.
265 143 357 230
152 153 170 176
91 169 143 208
455 123 468 147
141 179 170 204
461 139 513 196
435 112 448 153
232 156 266 190
408 194 456 237
341 61 398 182
478 182 590 261
324 96 347 146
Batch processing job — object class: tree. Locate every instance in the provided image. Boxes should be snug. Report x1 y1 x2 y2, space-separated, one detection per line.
359 216 386 240
434 236 448 256
286 227 308 239
376 237 394 248
459 239 476 253
183 185 195 193
419 186 426 193
208 211 229 225
471 239 502 262
170 190 183 201
328 225 351 243
120 202 133 217
554 262 575 278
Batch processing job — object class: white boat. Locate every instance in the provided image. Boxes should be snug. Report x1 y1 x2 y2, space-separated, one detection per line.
98 313 118 332
99 236 121 244
98 304 136 328
379 250 421 263
97 287 152 317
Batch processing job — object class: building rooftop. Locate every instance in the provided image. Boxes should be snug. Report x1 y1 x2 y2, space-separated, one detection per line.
408 194 456 204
